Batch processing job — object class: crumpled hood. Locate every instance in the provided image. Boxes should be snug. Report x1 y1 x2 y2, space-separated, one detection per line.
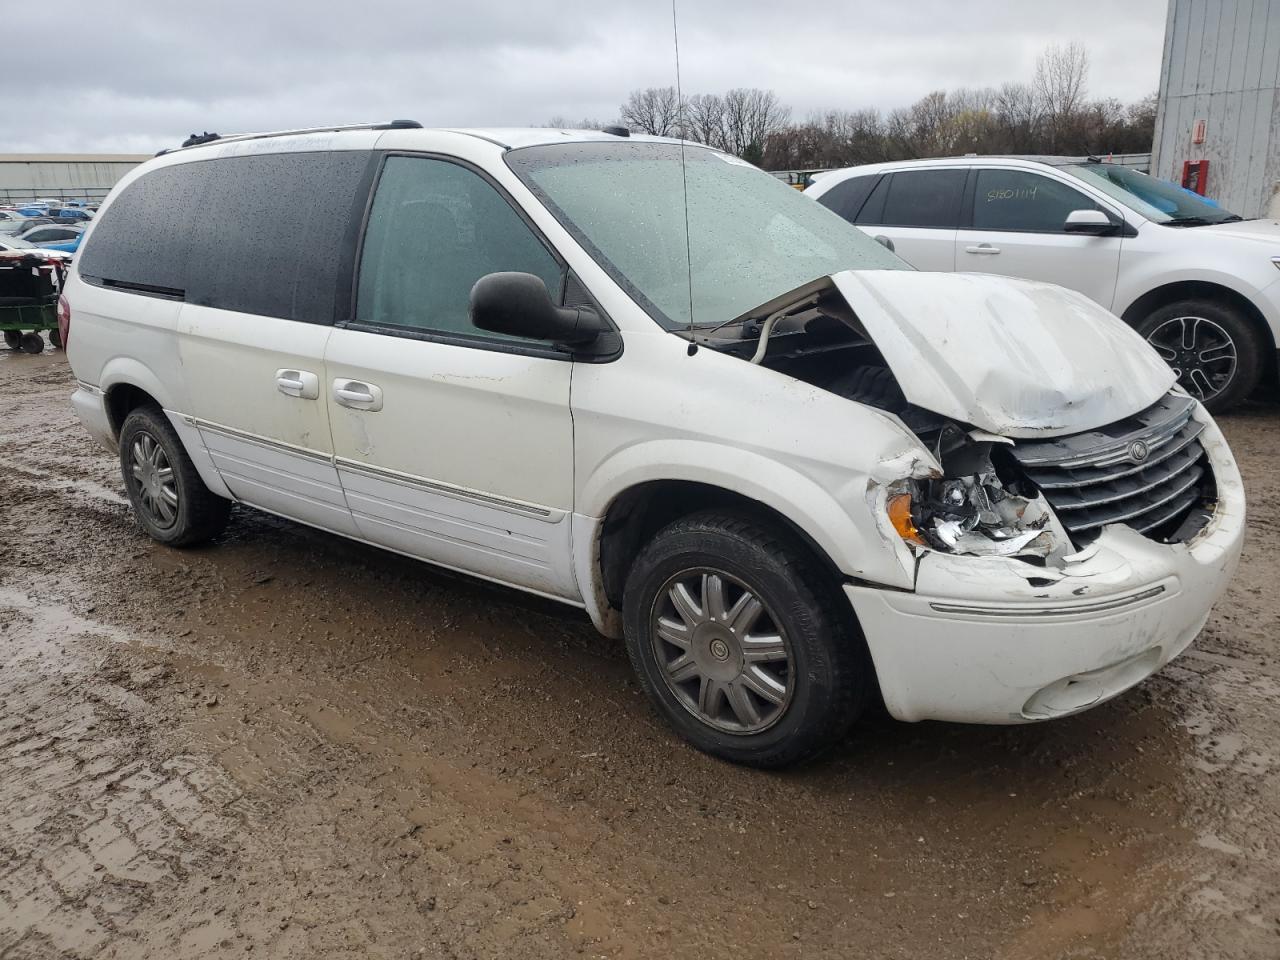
832 270 1175 438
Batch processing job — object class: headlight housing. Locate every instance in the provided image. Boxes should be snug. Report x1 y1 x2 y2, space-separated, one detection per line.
883 426 1070 560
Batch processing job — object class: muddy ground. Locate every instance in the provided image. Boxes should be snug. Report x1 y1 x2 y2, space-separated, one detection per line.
1 348 1278 960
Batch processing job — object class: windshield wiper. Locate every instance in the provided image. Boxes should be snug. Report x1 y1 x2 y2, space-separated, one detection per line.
1162 216 1214 226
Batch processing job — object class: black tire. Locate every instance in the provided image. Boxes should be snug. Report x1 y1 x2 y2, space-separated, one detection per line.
622 510 871 768
3 330 20 350
1136 298 1264 413
48 326 62 349
119 405 231 546
20 331 43 354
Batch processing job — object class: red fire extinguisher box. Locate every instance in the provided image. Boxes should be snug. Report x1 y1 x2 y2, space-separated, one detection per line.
1181 159 1209 195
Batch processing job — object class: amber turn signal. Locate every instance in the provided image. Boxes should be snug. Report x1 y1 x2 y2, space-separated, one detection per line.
887 493 925 545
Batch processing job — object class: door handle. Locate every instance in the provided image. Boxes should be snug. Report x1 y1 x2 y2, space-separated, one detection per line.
332 379 384 412
275 369 319 399
965 243 1001 255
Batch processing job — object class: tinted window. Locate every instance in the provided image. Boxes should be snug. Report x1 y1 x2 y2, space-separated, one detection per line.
185 152 372 322
878 169 966 228
814 174 879 222
77 162 210 294
79 151 374 321
972 169 1101 232
356 156 563 340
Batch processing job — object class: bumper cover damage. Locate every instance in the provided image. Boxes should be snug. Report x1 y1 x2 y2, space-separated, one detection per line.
852 412 1245 724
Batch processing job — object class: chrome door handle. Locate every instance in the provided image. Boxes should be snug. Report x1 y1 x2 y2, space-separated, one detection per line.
275 369 319 399
332 379 384 412
965 244 1001 255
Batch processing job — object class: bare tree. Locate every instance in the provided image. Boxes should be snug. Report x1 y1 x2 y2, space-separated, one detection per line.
1034 42 1090 150
620 87 682 136
615 42 1153 171
686 93 727 149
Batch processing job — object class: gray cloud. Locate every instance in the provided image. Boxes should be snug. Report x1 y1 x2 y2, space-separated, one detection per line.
1 1 1167 153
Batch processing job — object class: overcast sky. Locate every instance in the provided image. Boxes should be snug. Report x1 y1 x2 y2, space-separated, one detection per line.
3 1 1169 154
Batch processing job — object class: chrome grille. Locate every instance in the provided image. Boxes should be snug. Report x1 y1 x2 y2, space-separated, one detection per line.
1009 393 1214 543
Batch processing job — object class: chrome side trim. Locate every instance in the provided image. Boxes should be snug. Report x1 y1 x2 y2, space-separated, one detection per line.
334 457 556 519
928 585 1167 618
188 417 332 463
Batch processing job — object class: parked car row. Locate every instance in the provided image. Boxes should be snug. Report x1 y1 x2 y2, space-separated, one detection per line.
61 124 1244 768
805 156 1280 412
0 215 86 252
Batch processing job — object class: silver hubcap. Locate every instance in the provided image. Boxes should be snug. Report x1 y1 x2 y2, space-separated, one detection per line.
650 569 793 735
1146 315 1238 402
130 431 178 527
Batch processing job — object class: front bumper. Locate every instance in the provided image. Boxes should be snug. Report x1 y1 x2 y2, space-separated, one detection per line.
848 411 1245 724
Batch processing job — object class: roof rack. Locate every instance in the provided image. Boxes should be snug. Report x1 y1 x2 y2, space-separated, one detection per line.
158 120 422 156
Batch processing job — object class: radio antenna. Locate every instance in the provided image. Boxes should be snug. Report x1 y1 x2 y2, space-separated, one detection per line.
671 0 696 354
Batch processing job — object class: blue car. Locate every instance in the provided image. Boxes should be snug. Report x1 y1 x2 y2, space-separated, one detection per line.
22 224 84 253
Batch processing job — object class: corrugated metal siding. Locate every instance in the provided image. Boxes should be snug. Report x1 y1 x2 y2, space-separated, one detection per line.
1152 0 1280 217
0 156 148 203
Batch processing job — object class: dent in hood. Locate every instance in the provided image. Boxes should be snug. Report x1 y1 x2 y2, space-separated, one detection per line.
831 270 1174 437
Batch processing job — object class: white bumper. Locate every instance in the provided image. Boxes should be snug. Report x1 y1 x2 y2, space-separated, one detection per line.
71 382 116 452
848 415 1245 724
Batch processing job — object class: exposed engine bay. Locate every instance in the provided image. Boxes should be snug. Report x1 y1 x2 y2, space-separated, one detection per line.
692 279 1215 563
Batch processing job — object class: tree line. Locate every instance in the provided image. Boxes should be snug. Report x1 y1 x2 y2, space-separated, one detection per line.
549 44 1157 171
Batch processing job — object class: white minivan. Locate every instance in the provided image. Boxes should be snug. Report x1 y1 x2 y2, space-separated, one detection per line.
63 123 1245 767
806 156 1280 412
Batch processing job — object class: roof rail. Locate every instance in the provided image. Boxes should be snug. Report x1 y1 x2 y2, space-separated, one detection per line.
160 119 422 155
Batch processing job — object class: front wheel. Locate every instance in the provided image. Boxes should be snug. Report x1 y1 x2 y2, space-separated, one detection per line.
622 511 871 768
1136 299 1264 413
119 406 231 546
19 331 44 354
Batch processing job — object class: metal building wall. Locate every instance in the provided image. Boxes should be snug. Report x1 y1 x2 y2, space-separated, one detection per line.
0 156 149 204
1152 0 1280 218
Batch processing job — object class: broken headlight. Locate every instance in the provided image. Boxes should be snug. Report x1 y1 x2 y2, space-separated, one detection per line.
885 424 1069 560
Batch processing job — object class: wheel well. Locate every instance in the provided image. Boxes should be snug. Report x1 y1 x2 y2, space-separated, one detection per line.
104 383 161 438
596 480 845 612
1122 281 1276 350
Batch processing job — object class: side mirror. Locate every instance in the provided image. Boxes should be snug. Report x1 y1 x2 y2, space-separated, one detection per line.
1063 209 1117 235
469 272 605 345
873 234 896 252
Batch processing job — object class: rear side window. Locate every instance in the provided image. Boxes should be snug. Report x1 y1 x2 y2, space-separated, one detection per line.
877 169 966 228
185 152 372 322
971 169 1102 232
77 163 208 294
813 174 879 222
355 155 563 341
79 151 374 322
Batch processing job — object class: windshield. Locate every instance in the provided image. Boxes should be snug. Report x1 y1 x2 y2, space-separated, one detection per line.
1062 163 1241 225
506 141 906 330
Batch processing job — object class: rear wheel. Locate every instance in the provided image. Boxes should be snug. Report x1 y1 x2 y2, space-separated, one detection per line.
3 330 20 350
119 406 231 546
48 326 62 349
1136 299 1263 412
20 332 44 354
623 510 871 768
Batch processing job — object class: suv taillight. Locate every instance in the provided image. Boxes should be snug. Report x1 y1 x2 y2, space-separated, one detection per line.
56 293 70 350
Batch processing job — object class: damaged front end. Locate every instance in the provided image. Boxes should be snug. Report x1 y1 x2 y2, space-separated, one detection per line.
886 424 1072 563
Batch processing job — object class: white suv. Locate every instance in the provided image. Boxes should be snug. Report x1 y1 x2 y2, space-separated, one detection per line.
63 124 1244 767
806 156 1280 411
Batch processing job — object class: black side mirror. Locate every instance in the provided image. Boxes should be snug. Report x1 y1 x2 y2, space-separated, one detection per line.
470 272 605 345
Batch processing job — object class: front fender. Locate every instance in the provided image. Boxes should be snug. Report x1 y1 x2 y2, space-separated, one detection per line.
578 438 921 592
